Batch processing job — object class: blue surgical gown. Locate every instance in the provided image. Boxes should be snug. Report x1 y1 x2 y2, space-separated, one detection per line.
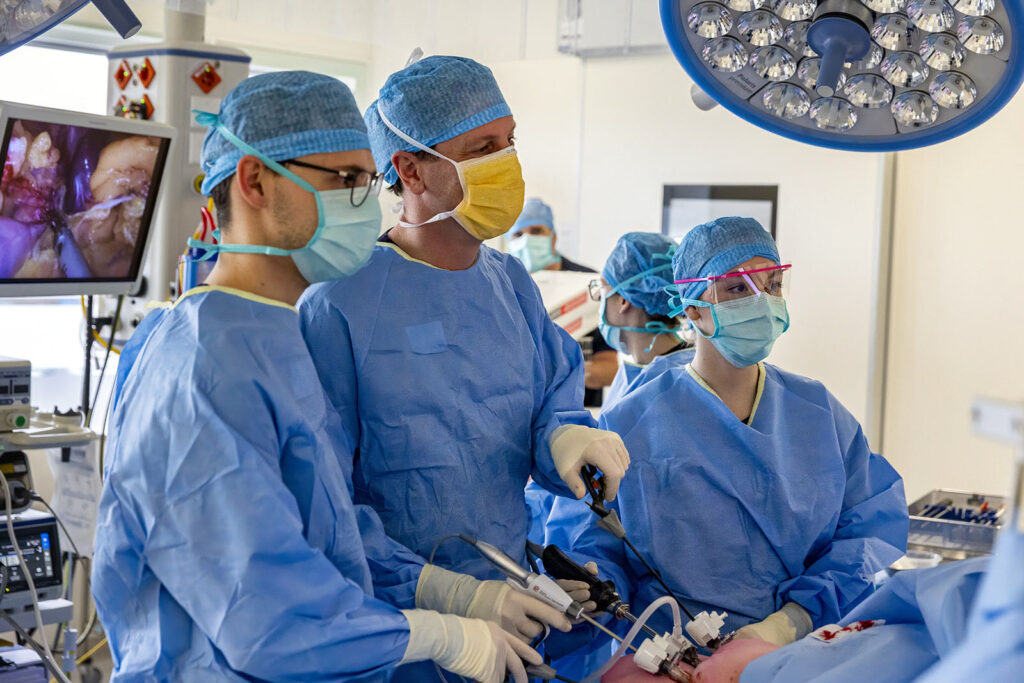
299 242 593 580
602 346 695 411
549 362 909 644
914 506 1024 682
93 286 423 681
740 557 989 682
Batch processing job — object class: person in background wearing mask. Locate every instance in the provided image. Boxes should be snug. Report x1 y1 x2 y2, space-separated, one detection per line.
299 55 627 679
92 72 539 683
507 197 618 408
547 217 909 676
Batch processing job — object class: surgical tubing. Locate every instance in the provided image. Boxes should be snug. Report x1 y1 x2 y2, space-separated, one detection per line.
583 596 683 683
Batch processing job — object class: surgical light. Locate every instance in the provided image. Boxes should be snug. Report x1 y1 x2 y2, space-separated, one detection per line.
727 0 768 10
763 82 813 114
930 69 979 104
784 20 819 54
702 35 750 70
844 72 896 104
0 1 141 57
847 42 885 67
906 0 957 32
774 0 818 21
751 44 799 78
872 13 917 49
810 95 859 128
738 9 785 44
661 0 1024 151
891 89 940 123
689 3 734 38
919 32 968 68
954 0 996 15
880 50 930 85
799 56 848 92
864 0 908 11
957 14 1006 51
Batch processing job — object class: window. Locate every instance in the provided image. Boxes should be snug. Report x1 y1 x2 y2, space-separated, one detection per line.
0 44 107 113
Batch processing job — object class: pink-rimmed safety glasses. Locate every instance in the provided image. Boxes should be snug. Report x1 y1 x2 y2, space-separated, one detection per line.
675 263 792 305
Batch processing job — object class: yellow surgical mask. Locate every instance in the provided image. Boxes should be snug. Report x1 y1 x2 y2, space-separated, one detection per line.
377 101 525 241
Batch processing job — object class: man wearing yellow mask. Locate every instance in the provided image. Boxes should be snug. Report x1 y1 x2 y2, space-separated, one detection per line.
299 55 630 665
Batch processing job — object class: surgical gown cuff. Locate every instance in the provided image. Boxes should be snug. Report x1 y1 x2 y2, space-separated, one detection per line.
778 575 849 627
415 564 483 616
399 609 463 665
781 602 813 640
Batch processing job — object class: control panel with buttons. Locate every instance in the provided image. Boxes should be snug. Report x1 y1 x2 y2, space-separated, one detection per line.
0 357 30 433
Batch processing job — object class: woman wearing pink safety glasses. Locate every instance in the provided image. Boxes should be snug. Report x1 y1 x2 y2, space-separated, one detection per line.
543 217 910 680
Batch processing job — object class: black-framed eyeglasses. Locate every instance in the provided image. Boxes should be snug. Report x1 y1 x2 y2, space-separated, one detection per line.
281 159 383 207
587 278 603 302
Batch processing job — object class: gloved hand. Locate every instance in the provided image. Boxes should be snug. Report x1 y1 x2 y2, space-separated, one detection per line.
732 603 812 647
416 565 572 642
466 581 573 642
401 609 542 683
550 425 630 500
554 561 600 615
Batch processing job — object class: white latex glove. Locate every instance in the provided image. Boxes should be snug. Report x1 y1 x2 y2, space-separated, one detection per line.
732 603 813 647
401 609 541 683
415 565 572 642
550 425 630 500
466 581 572 642
554 561 600 617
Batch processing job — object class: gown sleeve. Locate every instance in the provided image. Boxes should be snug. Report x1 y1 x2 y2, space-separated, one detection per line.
776 409 909 626
135 377 413 679
508 260 598 498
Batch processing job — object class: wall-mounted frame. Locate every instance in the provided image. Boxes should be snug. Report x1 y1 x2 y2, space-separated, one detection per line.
661 185 778 240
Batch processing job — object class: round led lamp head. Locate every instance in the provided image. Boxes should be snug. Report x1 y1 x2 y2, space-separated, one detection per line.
660 0 1024 151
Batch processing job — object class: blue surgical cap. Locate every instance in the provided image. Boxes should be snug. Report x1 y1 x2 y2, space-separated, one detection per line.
509 198 555 236
364 55 512 185
673 217 780 301
199 71 369 195
603 232 678 317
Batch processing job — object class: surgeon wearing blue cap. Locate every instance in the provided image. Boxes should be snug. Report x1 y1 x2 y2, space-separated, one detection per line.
94 71 541 683
298 54 629 659
592 232 694 409
548 217 909 667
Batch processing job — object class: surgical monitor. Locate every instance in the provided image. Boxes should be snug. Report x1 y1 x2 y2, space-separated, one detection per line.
0 101 173 297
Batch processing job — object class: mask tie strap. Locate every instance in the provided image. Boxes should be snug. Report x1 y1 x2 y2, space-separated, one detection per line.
375 101 454 164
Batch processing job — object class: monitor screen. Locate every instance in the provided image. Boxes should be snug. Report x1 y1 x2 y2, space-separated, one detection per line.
0 115 171 290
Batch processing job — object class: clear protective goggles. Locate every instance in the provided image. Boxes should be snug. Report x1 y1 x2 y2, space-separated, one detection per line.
668 263 791 317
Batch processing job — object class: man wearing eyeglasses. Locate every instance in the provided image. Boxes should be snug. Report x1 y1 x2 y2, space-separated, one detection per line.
95 71 540 683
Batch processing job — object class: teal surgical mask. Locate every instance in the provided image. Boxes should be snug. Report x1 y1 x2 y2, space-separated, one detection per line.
685 294 790 368
509 233 559 272
598 297 627 354
190 111 381 283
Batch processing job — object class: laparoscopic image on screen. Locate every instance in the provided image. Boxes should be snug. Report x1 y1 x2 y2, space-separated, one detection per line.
0 119 167 281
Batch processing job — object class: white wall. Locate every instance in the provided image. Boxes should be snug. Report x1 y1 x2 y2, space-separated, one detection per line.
882 95 1024 503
